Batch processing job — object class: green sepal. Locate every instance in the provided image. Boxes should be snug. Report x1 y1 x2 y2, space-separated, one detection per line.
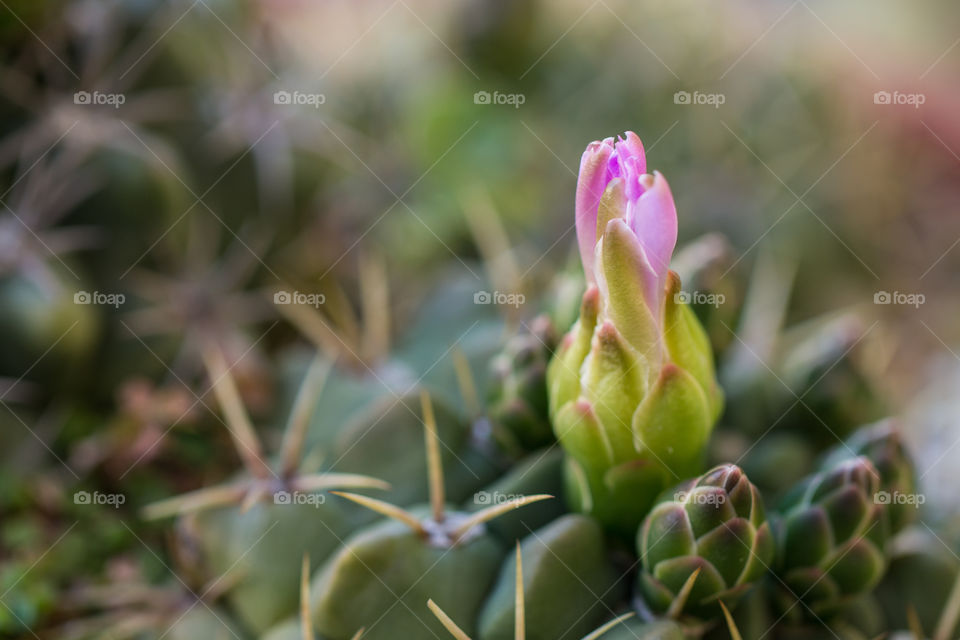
581 321 647 458
663 271 724 421
632 364 712 480
599 217 661 359
547 287 599 418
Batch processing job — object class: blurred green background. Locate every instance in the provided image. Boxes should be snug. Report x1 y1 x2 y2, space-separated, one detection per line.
2 0 960 637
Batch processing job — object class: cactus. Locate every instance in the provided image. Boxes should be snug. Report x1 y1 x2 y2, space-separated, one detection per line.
428 542 636 640
637 464 773 619
309 392 552 640
820 419 918 534
116 130 950 640
143 349 390 634
772 456 888 619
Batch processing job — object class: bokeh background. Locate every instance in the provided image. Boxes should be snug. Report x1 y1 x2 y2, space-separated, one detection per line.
2 0 960 637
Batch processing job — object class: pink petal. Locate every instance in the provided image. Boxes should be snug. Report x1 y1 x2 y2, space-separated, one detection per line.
626 171 677 292
575 138 615 283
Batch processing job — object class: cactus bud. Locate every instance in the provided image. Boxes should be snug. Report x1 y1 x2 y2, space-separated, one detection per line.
820 419 918 534
637 464 773 617
549 133 723 536
773 456 889 618
487 315 558 453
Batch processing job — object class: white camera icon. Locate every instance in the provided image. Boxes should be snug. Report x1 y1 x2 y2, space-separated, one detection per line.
474 291 492 304
274 90 292 105
474 491 492 504
474 91 491 105
874 291 891 304
674 91 691 105
74 291 91 304
74 91 91 105
873 91 891 105
74 490 91 504
874 491 891 504
273 491 292 505
274 291 292 304
674 291 691 304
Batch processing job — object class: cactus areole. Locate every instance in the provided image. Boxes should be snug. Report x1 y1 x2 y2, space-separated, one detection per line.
548 132 724 536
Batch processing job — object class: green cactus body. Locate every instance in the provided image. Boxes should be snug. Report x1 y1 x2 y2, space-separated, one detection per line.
310 511 504 640
328 391 499 506
820 420 918 534
191 498 358 634
466 447 566 544
478 514 623 640
773 456 888 618
637 464 773 618
487 315 558 454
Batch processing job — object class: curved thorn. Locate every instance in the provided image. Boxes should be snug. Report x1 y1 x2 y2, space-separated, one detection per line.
201 345 271 479
291 473 391 493
301 554 312 640
451 495 554 542
452 348 479 417
581 612 636 640
421 390 445 523
427 599 472 640
515 542 525 640
330 492 424 536
141 483 247 520
718 601 742 640
935 569 960 640
666 567 701 619
281 355 333 477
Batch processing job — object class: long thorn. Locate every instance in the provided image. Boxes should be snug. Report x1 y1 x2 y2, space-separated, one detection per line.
666 567 701 619
451 494 554 542
935 568 960 640
301 554 312 640
201 345 271 479
280 356 333 476
359 251 390 363
350 629 365 640
330 492 424 536
907 605 924 640
718 601 743 640
421 391 445 523
581 613 636 640
141 483 247 520
515 542 525 640
461 186 521 303
452 348 479 417
291 472 391 493
427 600 472 640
